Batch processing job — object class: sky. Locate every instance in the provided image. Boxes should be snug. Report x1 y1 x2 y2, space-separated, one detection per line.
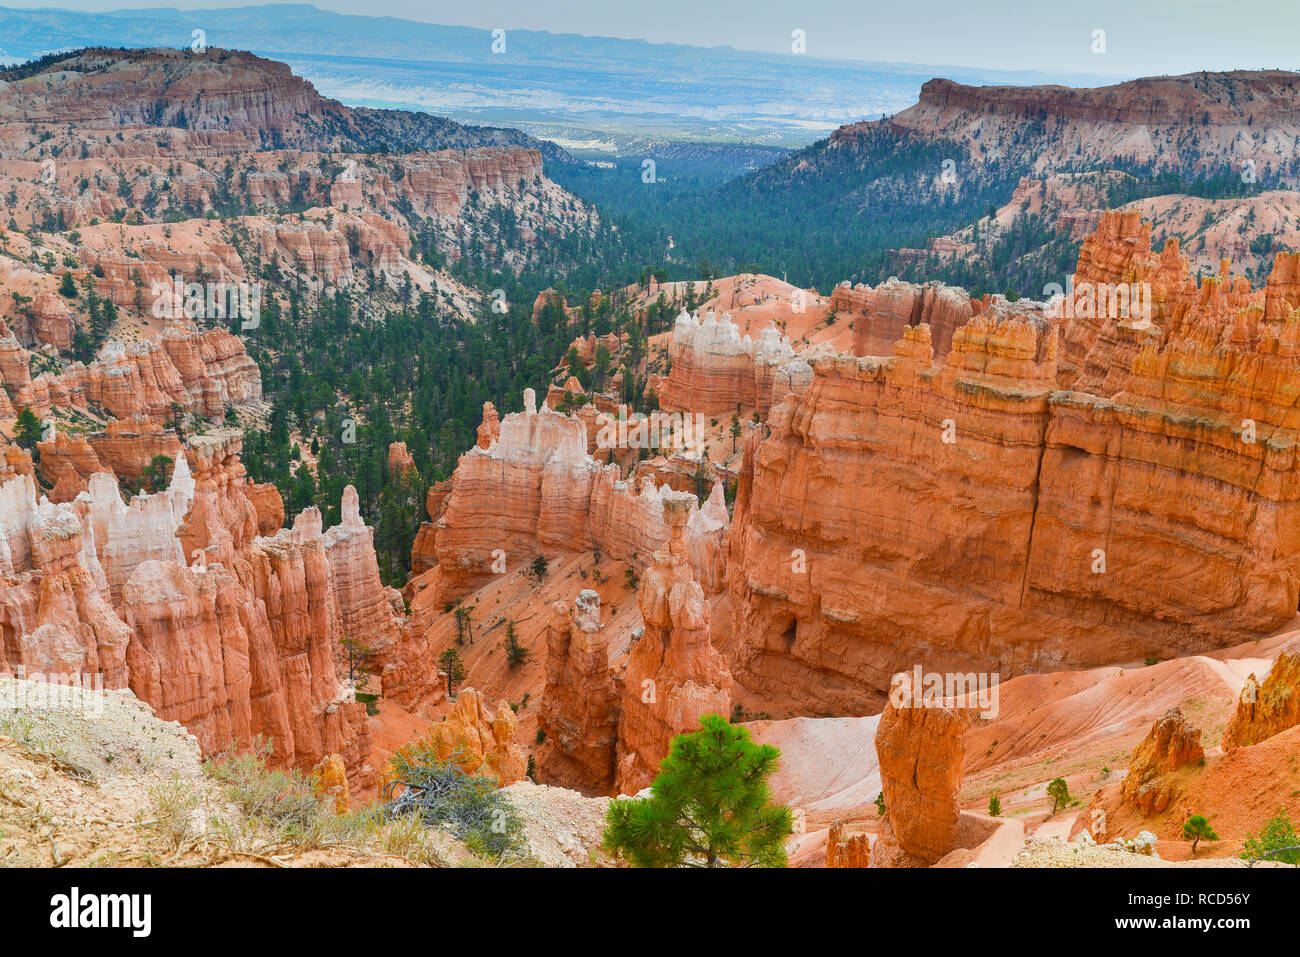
5 0 1299 77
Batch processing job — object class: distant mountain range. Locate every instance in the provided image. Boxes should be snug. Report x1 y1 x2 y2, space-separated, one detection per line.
598 69 1300 296
0 3 1120 151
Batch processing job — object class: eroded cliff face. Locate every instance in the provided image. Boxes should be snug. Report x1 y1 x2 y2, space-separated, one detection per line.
8 319 260 422
615 492 732 796
537 591 623 795
835 72 1300 178
1222 637 1300 751
410 393 729 613
727 216 1300 714
0 473 130 687
0 431 420 785
660 309 806 415
728 314 1063 711
833 277 977 360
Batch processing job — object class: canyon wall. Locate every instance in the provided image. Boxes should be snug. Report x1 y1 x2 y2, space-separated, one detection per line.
727 216 1300 714
0 431 416 784
659 310 809 415
7 319 261 421
412 394 729 611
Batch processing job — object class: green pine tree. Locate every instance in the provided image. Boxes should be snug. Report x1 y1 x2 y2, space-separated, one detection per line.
141 454 174 494
1047 777 1072 814
437 648 466 698
1241 809 1300 864
603 714 793 867
14 408 43 450
503 620 528 669
1183 814 1218 856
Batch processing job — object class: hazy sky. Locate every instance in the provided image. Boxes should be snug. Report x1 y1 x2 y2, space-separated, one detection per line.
6 0 1298 76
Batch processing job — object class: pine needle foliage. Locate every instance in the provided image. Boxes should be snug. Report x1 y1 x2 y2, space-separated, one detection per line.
603 714 793 867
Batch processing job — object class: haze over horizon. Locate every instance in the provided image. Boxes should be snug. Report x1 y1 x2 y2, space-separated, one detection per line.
4 0 1298 80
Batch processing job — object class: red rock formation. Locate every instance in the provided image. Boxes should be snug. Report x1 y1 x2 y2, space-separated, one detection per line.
1222 637 1300 751
0 331 31 392
475 401 500 450
413 396 728 612
0 444 34 480
245 482 285 537
872 674 971 866
13 320 260 421
311 753 350 814
1119 707 1205 816
0 432 419 785
0 474 130 687
832 277 976 359
19 292 77 351
615 491 732 795
322 486 407 692
660 309 805 414
379 688 525 789
387 441 416 480
35 432 104 501
562 332 626 372
537 591 623 795
119 478 374 781
409 478 451 577
1056 210 1192 391
727 217 1300 714
728 316 1061 711
86 417 183 482
826 821 871 868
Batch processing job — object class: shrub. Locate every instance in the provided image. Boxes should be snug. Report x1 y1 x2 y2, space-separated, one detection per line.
381 745 526 860
503 621 528 669
1241 809 1300 865
1183 814 1218 856
205 741 328 840
1047 777 1071 814
530 554 548 579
